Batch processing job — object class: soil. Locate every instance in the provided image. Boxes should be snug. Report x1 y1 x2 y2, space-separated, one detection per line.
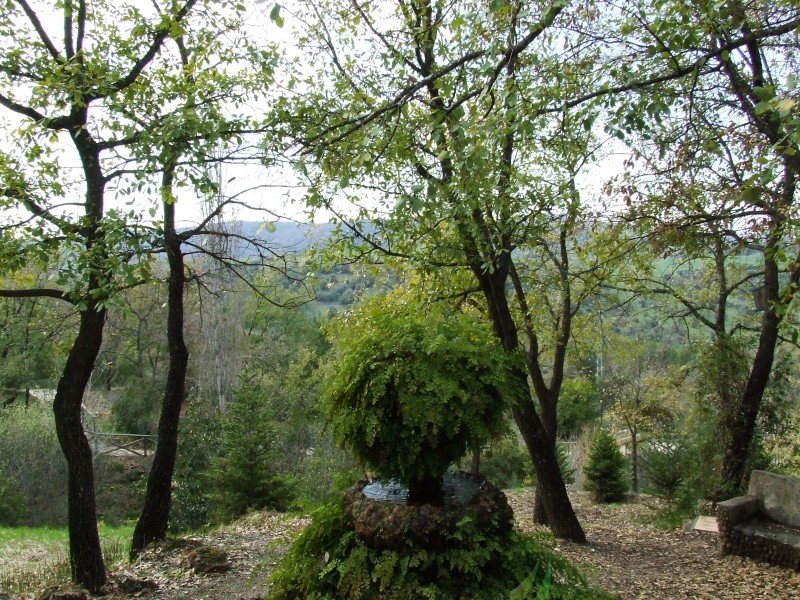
23 490 800 599
106 513 309 600
506 490 800 600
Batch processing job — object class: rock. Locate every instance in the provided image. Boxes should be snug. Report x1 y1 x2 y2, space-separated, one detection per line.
748 470 800 529
343 472 513 551
36 586 89 600
111 574 159 594
184 545 232 574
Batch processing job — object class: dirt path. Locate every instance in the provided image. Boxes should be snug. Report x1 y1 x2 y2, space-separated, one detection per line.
108 513 308 600
506 490 800 600
76 490 800 600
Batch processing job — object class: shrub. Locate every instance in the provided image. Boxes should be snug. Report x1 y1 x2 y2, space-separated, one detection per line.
267 501 611 600
465 432 533 489
0 467 27 525
169 404 222 532
639 422 730 528
288 435 360 509
110 378 161 435
0 403 67 525
322 293 515 499
584 430 628 503
641 432 695 503
482 439 576 489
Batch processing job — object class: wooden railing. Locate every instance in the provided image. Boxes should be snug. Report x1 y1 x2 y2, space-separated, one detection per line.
81 405 157 461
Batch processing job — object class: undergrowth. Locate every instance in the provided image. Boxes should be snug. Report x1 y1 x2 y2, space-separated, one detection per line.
267 502 616 600
0 524 131 597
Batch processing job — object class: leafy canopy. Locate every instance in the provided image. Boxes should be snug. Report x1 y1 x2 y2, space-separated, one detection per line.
322 290 518 487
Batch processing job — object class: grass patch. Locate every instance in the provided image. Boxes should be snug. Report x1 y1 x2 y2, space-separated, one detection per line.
0 523 133 596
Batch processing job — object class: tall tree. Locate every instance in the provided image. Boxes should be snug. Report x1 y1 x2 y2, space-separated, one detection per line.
0 0 213 589
284 0 609 541
611 0 800 493
126 8 281 554
280 0 796 535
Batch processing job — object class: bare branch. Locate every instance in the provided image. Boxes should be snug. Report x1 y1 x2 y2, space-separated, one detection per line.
15 0 62 59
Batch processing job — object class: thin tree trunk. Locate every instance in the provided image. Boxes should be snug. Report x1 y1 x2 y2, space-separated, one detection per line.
51 124 109 592
470 447 480 477
52 305 107 592
476 267 585 542
631 429 638 494
131 179 189 557
720 251 780 494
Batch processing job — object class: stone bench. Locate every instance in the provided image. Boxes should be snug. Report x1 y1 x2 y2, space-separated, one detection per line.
717 470 800 570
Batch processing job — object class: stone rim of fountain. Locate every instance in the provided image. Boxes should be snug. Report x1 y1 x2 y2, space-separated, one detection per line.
342 471 514 551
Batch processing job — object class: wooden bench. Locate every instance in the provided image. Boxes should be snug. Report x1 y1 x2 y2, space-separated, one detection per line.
717 470 800 570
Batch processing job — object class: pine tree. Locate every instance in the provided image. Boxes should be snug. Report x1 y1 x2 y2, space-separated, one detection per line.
206 385 293 520
584 430 628 503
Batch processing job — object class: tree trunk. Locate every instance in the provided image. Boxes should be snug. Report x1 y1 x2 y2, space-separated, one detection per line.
470 447 480 477
407 474 444 505
631 430 638 494
533 392 558 525
475 267 585 542
52 305 107 592
719 253 780 495
532 430 555 525
514 399 586 542
131 196 189 557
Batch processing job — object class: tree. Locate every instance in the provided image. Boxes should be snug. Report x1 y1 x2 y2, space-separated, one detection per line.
599 338 677 493
610 0 800 493
0 279 66 405
206 382 293 519
0 0 214 589
279 0 800 534
584 429 628 503
284 0 616 541
127 9 281 555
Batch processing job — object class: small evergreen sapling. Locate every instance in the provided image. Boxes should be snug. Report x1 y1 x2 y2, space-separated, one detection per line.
584 430 628 503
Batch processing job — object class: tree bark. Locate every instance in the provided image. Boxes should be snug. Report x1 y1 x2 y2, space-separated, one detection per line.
514 397 586 542
532 434 555 524
50 121 109 592
631 429 638 494
475 267 586 542
52 305 107 592
470 447 480 477
719 250 780 494
131 186 189 557
532 391 559 525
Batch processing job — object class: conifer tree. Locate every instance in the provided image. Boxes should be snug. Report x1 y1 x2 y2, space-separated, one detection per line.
584 430 628 503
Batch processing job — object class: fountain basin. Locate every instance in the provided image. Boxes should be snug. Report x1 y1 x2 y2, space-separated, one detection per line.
343 471 513 551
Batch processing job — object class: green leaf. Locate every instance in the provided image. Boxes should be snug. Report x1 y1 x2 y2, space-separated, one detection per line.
740 187 760 204
270 3 284 27
508 562 540 599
